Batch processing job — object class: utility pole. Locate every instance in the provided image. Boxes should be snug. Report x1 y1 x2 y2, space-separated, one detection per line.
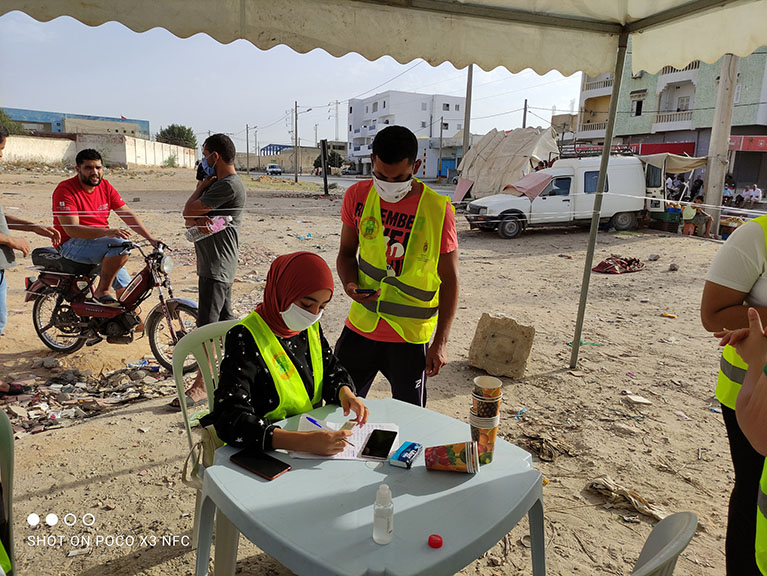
522 99 528 128
335 100 340 141
461 64 473 168
320 139 329 196
246 123 250 174
254 126 260 170
705 54 739 235
294 100 299 183
314 123 319 147
438 116 444 184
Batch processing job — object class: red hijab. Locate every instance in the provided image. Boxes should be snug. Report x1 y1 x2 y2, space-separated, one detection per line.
254 251 335 338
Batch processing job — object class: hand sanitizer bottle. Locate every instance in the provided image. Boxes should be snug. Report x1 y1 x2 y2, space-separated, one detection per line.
373 484 394 544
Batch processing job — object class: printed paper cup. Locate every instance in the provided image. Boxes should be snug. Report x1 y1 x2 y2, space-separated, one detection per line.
472 393 502 417
473 376 503 399
424 441 480 474
470 425 498 465
469 411 500 429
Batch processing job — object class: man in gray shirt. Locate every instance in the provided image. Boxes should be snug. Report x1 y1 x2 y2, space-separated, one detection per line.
0 123 61 396
176 133 246 408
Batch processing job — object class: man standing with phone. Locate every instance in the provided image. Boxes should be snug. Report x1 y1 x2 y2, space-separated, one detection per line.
335 125 459 407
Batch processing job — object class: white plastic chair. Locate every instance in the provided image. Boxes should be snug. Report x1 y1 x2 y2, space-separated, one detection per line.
631 512 698 576
172 318 239 569
0 409 14 576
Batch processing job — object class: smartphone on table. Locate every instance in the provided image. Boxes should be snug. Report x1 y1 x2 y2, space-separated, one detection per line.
361 429 399 460
230 449 291 481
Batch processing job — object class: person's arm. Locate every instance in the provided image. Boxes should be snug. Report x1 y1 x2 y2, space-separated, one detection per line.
182 176 217 223
700 281 767 332
426 249 459 376
5 214 60 244
317 326 368 424
54 212 130 241
114 205 159 246
336 222 379 303
0 231 30 256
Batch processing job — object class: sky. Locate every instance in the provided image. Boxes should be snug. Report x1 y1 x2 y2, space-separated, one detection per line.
0 10 581 154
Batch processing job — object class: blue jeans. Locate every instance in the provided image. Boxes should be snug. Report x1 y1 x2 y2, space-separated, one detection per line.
0 270 6 335
59 237 131 289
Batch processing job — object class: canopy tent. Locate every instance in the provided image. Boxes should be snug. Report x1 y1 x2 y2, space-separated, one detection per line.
639 153 709 175
456 127 559 200
5 0 767 367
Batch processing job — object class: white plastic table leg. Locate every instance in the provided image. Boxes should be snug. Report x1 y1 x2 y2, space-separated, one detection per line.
195 496 217 576
213 510 240 576
528 497 546 576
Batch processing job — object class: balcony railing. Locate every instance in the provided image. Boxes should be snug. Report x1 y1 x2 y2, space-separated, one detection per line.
583 78 613 91
659 61 700 75
579 121 607 132
655 110 693 123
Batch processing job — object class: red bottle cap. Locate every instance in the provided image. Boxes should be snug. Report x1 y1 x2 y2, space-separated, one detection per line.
428 534 443 548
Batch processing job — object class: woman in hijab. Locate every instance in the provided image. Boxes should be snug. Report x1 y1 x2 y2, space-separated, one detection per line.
202 251 368 456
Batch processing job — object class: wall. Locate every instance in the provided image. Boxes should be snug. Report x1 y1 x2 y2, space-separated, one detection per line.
2 135 76 164
0 134 194 168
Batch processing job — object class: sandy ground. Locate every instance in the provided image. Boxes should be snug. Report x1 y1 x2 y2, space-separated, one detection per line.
0 165 733 575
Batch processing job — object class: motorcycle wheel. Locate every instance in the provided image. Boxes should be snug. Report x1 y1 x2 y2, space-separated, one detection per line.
146 302 199 373
32 289 87 354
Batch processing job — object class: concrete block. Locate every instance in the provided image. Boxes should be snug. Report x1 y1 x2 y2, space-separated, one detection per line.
468 313 534 378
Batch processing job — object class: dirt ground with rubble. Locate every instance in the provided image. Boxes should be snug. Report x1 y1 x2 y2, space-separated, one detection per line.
0 165 736 575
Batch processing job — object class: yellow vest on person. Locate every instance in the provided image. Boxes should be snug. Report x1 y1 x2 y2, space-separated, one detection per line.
237 311 323 421
349 180 453 344
758 462 767 575
0 537 10 574
716 215 767 409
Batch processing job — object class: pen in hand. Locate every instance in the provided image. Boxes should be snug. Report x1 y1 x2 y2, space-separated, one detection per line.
306 416 356 447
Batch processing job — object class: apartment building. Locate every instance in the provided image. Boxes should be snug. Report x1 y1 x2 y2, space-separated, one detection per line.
576 46 767 187
347 90 466 177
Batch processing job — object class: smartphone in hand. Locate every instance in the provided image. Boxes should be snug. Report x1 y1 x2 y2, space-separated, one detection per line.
355 289 376 294
230 449 291 481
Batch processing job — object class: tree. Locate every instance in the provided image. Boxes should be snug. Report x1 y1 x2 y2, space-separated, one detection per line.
0 110 25 135
156 124 197 149
313 150 344 169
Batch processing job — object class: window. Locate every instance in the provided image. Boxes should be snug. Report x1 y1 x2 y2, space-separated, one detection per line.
421 121 427 128
442 122 449 130
545 177 572 196
734 83 742 104
421 102 428 111
349 106 353 114
455 104 460 111
442 103 450 111
372 102 378 112
365 105 369 113
677 96 690 111
584 171 609 194
457 124 462 130
631 99 644 117
349 124 352 132
645 164 662 188
383 101 386 109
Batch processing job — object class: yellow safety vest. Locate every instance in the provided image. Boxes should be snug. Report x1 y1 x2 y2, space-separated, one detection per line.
0 537 9 574
758 462 767 575
237 311 323 421
717 215 767 409
349 180 453 344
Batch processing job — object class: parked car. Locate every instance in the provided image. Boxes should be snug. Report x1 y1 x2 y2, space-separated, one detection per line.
265 163 282 175
465 156 646 239
341 166 357 175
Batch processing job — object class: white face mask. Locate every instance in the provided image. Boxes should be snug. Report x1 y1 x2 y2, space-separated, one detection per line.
372 174 412 203
280 302 323 332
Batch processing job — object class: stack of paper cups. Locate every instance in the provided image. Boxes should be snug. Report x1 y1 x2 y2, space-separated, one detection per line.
471 376 503 465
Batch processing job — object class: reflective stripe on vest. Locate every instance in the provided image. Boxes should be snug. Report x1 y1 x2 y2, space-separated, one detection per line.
237 311 323 421
716 215 767 410
757 463 767 575
348 181 452 344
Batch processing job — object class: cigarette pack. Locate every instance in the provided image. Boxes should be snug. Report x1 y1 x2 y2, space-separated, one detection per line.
388 441 423 469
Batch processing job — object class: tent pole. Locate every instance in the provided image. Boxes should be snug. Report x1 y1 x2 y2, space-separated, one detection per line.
569 31 629 369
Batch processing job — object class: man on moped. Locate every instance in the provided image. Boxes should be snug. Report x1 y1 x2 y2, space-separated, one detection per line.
52 149 160 307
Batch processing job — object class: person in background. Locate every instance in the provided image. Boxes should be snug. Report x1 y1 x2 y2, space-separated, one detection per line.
335 125 459 407
701 214 767 576
176 134 246 409
690 175 704 200
0 124 60 396
714 308 767 574
689 196 713 238
201 252 368 455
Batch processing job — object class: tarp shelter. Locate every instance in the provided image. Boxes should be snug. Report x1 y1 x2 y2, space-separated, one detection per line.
639 153 708 175
506 171 554 201
7 0 767 367
455 127 559 200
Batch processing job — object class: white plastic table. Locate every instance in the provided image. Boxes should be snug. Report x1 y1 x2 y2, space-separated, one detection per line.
195 398 545 576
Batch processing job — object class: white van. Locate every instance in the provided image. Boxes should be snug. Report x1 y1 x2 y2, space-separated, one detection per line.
465 156 647 239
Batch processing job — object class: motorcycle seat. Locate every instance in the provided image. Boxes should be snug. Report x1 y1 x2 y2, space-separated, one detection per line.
31 247 100 276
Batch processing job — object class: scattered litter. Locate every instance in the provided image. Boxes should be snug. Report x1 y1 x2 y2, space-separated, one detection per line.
138 427 151 433
624 394 652 406
648 254 660 261
710 407 722 414
568 370 585 377
587 475 668 521
660 313 677 319
669 263 679 272
592 255 645 274
620 514 642 524
295 232 313 240
511 407 527 420
621 389 633 396
659 337 676 344
625 372 636 378
558 254 573 259
567 340 603 347
675 411 692 421
640 298 650 303
522 433 579 462
67 548 91 557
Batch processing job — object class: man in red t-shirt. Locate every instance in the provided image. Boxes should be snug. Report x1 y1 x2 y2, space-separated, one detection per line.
52 149 160 305
335 126 459 406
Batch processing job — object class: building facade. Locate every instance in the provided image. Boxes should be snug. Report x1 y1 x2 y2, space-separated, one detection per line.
576 47 767 188
347 90 466 177
3 108 150 140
